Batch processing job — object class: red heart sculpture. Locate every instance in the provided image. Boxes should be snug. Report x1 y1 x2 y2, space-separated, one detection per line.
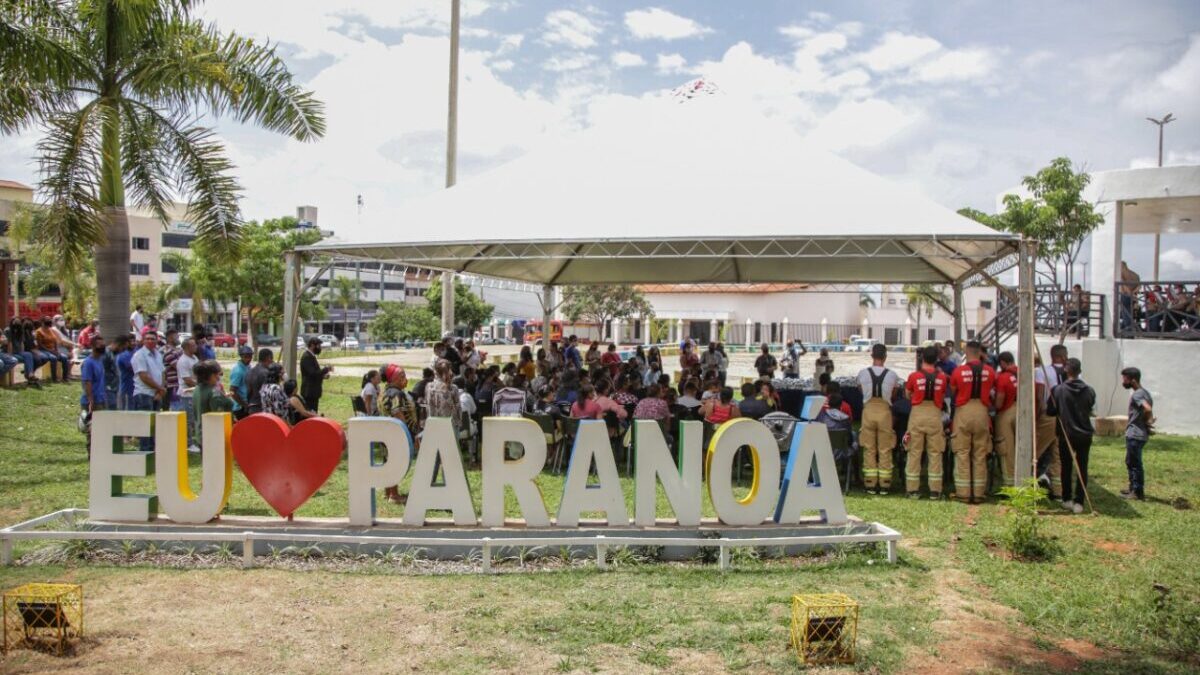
231 414 344 518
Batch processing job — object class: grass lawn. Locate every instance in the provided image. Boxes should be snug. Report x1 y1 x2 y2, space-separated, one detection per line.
1 376 1198 673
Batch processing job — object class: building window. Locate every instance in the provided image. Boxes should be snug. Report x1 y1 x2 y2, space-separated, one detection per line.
980 300 993 310
0 219 9 236
967 329 976 339
130 263 150 276
131 236 150 250
887 298 896 305
910 328 919 345
884 328 899 344
161 259 178 274
161 232 195 248
927 328 936 340
899 298 908 306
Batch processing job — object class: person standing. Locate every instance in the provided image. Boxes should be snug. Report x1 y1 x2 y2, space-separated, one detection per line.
245 348 274 414
857 344 900 495
79 338 107 451
1051 358 1095 513
991 352 1019 490
160 329 181 412
1034 354 1063 500
130 304 146 335
229 346 254 420
102 335 121 408
904 346 948 499
813 348 834 384
116 336 136 410
754 343 778 379
173 338 199 451
781 339 806 379
1120 367 1154 501
948 341 996 504
130 331 166 452
563 335 582 371
300 336 333 413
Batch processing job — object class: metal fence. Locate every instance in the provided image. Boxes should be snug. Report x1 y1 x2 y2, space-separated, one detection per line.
1115 281 1200 339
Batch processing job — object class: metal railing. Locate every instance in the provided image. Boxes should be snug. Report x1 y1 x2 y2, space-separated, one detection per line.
978 286 1106 348
1115 281 1200 339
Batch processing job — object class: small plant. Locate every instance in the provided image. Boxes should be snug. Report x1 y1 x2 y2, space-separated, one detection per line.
211 542 235 560
554 656 576 673
119 539 137 559
731 545 761 566
999 479 1061 561
557 545 575 564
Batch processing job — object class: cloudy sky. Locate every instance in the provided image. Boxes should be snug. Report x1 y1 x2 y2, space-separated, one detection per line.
2 0 1199 280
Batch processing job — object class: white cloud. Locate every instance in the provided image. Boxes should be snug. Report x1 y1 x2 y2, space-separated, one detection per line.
778 24 814 40
625 7 712 41
656 52 689 74
1122 33 1200 115
612 51 647 68
542 9 602 49
490 59 515 72
911 47 996 83
806 98 924 151
859 32 942 72
1129 149 1200 169
544 53 598 72
1161 248 1200 273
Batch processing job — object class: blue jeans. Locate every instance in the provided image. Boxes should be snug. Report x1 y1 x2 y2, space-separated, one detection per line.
1125 437 1146 497
132 393 158 452
0 353 16 376
9 350 36 375
43 350 70 380
171 395 195 446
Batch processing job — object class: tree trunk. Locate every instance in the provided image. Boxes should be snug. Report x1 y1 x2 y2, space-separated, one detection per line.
97 206 130 339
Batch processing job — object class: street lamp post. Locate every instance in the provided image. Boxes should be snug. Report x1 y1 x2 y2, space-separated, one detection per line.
1146 113 1175 280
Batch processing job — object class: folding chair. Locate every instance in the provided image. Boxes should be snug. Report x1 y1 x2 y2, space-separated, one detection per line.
350 396 368 417
555 417 583 474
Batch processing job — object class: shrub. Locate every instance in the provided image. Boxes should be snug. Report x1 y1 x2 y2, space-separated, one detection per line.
999 479 1061 561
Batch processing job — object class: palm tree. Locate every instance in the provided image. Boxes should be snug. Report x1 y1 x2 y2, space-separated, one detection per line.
1 1 325 340
328 276 363 341
903 283 950 344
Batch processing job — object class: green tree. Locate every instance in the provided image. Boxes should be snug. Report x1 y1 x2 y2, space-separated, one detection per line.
370 302 440 342
561 284 653 339
328 276 363 340
959 157 1104 290
129 280 169 316
1 0 325 341
424 278 494 332
903 283 949 342
8 202 95 323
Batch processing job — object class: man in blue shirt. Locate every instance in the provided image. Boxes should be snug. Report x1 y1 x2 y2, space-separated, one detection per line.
229 345 253 420
194 324 216 361
131 331 166 452
116 337 136 411
80 339 107 451
563 335 582 371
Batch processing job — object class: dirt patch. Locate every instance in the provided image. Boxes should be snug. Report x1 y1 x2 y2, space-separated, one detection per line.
904 567 1113 673
1094 540 1137 555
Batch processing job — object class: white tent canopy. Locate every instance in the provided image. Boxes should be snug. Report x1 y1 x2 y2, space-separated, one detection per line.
298 91 1016 285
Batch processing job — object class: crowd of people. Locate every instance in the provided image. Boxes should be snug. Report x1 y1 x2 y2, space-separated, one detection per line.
853 340 1155 510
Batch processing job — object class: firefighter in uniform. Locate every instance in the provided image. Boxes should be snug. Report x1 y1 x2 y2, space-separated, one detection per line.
856 343 900 494
949 341 996 503
904 345 949 499
992 351 1019 490
1034 354 1063 499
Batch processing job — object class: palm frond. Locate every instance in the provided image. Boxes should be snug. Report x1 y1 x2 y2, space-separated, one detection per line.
35 102 106 273
0 0 96 131
214 33 326 141
119 100 172 223
136 105 243 256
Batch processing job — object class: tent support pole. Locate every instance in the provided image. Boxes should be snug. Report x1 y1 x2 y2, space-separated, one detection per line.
1014 238 1037 484
952 283 964 347
542 285 555 348
441 271 455 336
282 251 300 382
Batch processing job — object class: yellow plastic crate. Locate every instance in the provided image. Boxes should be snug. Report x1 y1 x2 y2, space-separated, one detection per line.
3 583 83 655
790 593 858 666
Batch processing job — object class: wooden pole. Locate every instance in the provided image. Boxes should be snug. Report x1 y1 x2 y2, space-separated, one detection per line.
1014 238 1037 483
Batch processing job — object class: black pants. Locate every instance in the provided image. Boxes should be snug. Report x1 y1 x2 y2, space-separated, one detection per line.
1059 433 1092 504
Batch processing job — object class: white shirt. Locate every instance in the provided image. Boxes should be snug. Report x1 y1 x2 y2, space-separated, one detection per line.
360 381 379 414
130 310 145 333
465 350 482 369
176 353 198 397
1034 364 1061 407
857 365 900 402
131 346 164 397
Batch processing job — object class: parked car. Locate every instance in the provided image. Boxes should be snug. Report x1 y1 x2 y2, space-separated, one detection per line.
341 336 360 349
210 332 236 348
317 334 337 348
255 333 282 347
845 338 877 352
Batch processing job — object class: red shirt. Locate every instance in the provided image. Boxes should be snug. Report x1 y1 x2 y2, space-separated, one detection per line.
600 351 622 378
906 367 948 408
950 360 996 407
995 367 1017 412
821 401 853 417
77 325 97 348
